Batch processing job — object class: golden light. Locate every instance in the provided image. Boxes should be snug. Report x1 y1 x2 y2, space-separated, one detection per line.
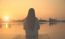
2 16 10 22
5 23 9 29
2 16 10 29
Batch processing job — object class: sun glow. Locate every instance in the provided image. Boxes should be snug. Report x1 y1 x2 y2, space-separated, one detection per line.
2 16 10 22
2 16 10 29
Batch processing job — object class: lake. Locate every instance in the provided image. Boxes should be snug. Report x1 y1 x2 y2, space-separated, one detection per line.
0 22 65 39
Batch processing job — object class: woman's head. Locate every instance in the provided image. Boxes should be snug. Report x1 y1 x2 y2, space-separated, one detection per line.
24 8 38 29
27 8 35 18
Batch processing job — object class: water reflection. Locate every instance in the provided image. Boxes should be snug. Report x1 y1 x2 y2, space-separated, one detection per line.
0 22 65 39
1 22 11 29
5 23 9 29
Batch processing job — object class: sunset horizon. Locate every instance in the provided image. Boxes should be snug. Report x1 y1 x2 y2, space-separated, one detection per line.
0 0 65 20
0 0 65 39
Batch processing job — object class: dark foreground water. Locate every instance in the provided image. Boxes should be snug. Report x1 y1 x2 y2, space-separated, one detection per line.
0 22 65 39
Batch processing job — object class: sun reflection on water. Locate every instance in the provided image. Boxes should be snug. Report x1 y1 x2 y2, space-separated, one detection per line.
2 16 10 29
5 23 9 29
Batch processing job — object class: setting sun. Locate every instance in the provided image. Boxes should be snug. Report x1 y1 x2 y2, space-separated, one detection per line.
2 16 10 22
2 16 10 29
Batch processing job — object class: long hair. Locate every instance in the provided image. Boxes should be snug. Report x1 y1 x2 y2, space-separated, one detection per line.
26 8 35 19
25 8 37 30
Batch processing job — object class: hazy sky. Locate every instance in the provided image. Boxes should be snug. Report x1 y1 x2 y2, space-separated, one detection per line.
0 0 65 20
0 0 65 36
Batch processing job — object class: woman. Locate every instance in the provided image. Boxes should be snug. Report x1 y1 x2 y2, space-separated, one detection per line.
24 8 40 39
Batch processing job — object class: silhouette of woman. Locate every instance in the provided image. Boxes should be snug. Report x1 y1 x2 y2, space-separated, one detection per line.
24 8 40 39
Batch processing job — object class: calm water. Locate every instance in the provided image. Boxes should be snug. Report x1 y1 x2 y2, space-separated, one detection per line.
0 22 65 39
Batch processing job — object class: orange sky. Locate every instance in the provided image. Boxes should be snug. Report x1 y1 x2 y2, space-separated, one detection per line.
0 0 65 35
0 0 65 20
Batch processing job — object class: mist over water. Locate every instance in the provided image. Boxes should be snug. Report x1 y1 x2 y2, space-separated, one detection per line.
0 22 65 39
